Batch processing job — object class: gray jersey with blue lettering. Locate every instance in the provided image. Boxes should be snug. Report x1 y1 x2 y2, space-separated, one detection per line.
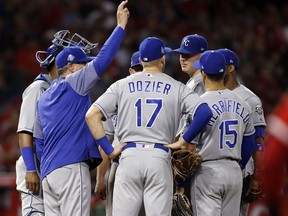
186 73 205 95
233 84 266 128
194 89 255 161
95 72 205 144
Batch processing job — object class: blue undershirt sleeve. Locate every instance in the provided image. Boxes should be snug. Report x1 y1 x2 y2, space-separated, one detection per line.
182 103 213 143
239 134 254 169
254 126 265 139
93 26 126 77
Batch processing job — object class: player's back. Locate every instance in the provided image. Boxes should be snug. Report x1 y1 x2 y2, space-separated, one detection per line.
233 84 266 127
114 72 204 144
197 89 255 161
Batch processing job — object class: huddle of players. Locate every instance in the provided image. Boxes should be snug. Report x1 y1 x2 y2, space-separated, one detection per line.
16 1 265 216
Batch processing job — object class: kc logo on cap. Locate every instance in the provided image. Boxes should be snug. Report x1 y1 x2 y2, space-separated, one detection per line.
173 34 208 55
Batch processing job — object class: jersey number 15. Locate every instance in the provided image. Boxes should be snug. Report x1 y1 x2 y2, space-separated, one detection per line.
219 120 238 149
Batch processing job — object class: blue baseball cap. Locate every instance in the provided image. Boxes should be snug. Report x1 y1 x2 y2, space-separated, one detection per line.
139 37 172 62
173 34 208 55
217 48 239 68
130 51 141 67
193 50 226 74
55 46 95 68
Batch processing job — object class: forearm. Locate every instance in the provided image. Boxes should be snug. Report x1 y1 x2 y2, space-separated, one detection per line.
18 132 37 172
93 27 125 77
252 137 264 179
182 103 212 142
18 132 33 148
86 106 114 155
97 146 111 183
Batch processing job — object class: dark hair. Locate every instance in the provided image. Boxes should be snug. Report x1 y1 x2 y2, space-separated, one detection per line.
131 64 143 72
58 66 68 76
204 71 225 81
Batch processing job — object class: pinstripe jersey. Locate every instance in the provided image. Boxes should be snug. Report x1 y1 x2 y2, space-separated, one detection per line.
95 72 205 145
194 89 255 161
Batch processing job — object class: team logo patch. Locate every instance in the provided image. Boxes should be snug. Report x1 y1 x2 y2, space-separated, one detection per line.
183 38 190 47
67 54 75 61
255 105 263 115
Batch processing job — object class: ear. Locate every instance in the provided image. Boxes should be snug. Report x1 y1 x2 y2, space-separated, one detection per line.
67 63 75 73
129 68 135 75
227 65 235 73
200 70 206 79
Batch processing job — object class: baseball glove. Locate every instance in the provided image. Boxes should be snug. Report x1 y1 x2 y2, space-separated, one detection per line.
172 193 193 216
171 150 203 182
241 173 262 203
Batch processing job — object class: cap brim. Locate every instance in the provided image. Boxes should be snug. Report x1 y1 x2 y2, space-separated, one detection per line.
192 60 201 70
82 56 95 63
164 47 172 54
172 48 193 54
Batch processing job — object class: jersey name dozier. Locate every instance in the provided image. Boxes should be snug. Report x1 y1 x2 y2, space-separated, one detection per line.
128 80 171 95
208 99 250 126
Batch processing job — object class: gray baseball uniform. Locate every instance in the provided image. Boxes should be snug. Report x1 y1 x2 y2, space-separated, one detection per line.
234 84 266 216
94 71 205 216
16 74 51 216
233 84 266 174
190 89 255 216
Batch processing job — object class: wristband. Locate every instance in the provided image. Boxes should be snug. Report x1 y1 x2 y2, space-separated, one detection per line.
96 136 114 156
21 147 36 172
255 142 264 152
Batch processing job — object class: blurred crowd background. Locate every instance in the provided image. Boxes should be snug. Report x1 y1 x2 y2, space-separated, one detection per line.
0 0 287 214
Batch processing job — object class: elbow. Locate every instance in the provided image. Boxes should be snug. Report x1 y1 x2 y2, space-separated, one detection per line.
85 105 103 126
85 106 97 126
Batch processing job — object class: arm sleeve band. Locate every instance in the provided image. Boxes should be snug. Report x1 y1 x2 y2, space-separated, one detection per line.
182 103 212 143
93 26 125 77
239 134 254 169
21 147 36 172
254 126 265 139
96 135 114 156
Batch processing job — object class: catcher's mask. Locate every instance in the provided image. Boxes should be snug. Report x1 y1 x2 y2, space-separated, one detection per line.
36 44 63 69
36 30 98 69
52 30 98 54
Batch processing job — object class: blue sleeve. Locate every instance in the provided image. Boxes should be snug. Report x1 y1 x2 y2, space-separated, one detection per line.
254 126 265 139
93 26 126 77
67 26 126 96
239 134 254 169
35 138 44 161
182 103 213 143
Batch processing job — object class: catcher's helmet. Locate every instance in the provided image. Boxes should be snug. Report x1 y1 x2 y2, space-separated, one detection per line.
36 44 63 69
52 30 98 54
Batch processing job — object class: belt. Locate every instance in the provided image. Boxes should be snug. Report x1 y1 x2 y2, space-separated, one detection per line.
203 157 240 162
122 142 169 153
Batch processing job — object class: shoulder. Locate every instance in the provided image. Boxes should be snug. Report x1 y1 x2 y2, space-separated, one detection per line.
22 79 50 98
234 85 262 108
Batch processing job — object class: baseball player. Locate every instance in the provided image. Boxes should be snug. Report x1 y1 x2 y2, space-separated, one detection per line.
96 51 146 216
16 30 98 215
173 34 208 196
173 34 208 95
167 50 255 216
32 2 129 215
86 37 213 216
218 48 266 216
16 42 62 216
